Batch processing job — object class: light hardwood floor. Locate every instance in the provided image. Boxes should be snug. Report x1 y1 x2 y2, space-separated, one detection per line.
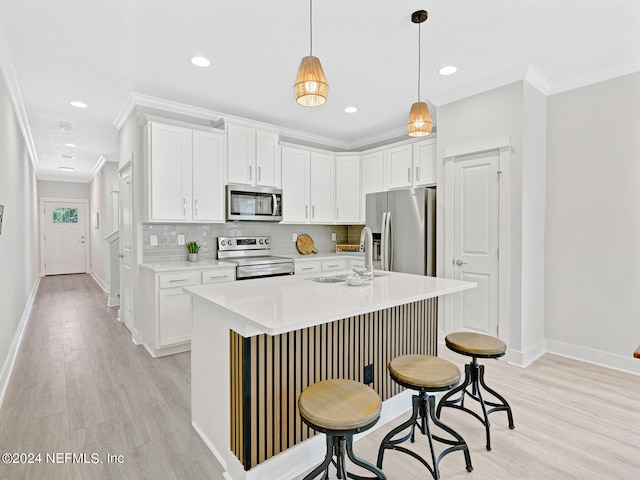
1 274 639 479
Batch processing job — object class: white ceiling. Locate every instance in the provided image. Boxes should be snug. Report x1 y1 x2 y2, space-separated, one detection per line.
0 0 639 182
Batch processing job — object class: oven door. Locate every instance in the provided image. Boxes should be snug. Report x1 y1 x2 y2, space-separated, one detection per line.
236 263 294 279
227 185 282 221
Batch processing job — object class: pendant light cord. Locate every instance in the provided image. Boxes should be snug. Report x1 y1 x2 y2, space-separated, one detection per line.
417 21 421 101
310 0 313 56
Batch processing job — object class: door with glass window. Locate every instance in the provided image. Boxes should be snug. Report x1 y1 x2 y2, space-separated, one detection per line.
44 201 87 275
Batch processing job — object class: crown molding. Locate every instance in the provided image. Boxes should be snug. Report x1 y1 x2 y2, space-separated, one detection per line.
37 173 92 184
89 155 107 181
524 65 552 95
0 15 39 172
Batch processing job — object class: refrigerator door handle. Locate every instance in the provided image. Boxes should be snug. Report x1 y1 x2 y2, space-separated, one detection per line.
381 212 387 271
386 211 393 271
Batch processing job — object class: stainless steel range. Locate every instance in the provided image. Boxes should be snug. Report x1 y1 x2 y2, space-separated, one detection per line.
217 236 294 280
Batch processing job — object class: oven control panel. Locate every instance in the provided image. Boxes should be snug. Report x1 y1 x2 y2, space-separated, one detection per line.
218 236 271 252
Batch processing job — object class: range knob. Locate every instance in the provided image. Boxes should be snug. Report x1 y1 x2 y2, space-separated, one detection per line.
220 239 226 246
228 238 235 246
265 238 271 245
259 239 264 245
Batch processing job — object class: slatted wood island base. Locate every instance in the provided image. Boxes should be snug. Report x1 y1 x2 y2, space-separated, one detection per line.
185 272 474 480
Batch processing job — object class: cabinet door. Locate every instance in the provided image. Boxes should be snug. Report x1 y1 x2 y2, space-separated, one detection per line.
310 152 335 223
192 130 225 222
227 124 255 185
385 144 413 189
158 288 192 347
255 130 281 187
335 156 361 224
281 147 310 222
414 140 437 186
361 151 384 221
295 260 322 275
149 122 191 221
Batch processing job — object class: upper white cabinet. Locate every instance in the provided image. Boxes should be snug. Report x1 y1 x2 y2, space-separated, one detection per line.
413 139 437 186
360 151 384 220
227 124 281 187
383 138 437 190
335 155 361 224
281 147 335 224
144 120 225 223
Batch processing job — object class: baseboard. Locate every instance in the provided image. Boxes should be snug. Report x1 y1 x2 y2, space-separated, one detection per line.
89 269 109 294
506 339 546 368
546 339 640 376
0 277 41 410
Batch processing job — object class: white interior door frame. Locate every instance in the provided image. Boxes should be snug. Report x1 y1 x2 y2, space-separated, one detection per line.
442 136 511 347
39 197 90 276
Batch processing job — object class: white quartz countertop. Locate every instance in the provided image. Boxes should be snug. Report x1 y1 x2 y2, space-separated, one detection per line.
140 259 236 272
289 253 364 260
184 271 475 336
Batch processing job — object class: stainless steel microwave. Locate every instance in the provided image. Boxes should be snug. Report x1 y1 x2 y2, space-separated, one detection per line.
226 184 283 221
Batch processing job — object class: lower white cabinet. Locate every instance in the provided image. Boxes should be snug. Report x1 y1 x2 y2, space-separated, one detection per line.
295 259 322 275
141 266 235 357
294 256 363 275
321 258 348 272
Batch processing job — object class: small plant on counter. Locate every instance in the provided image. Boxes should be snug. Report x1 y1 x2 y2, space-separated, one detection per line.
187 241 201 254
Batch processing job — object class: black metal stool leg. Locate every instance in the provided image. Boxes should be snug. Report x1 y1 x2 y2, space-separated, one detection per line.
428 395 473 473
478 364 515 429
303 435 337 480
343 434 387 480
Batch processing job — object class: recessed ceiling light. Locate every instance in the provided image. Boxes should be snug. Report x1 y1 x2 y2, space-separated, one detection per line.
70 101 87 108
190 56 211 67
64 143 77 148
59 122 72 131
344 106 358 113
438 66 458 76
58 166 75 172
59 154 74 159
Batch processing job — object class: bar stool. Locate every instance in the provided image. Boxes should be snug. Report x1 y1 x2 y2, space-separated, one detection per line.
436 332 515 451
376 355 472 480
298 379 387 480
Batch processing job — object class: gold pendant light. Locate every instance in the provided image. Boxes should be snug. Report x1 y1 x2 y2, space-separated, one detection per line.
407 10 432 137
294 0 329 106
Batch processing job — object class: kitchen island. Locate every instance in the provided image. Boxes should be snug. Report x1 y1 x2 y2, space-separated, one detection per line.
184 271 474 480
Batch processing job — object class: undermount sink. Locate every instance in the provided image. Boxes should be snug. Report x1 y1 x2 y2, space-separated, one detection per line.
305 276 346 284
335 272 390 279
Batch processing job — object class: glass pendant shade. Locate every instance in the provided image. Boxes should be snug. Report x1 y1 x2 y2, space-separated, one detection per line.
294 55 329 106
407 101 432 137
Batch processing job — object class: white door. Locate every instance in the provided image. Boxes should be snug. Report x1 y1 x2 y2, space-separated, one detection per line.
43 201 87 275
192 130 225 222
119 163 134 333
453 151 500 335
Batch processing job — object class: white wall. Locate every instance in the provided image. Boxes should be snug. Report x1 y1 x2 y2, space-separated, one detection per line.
437 82 526 356
38 180 89 200
89 161 119 292
0 64 40 407
545 72 640 373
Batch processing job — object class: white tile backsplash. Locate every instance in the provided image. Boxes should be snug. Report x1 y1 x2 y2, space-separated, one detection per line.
142 222 363 263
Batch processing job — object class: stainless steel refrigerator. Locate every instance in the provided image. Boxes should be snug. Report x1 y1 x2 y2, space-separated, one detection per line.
365 187 436 276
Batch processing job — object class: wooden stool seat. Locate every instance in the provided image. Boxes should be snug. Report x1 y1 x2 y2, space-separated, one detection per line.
445 332 507 358
389 354 461 390
377 355 472 480
298 379 386 480
437 332 515 451
298 379 382 432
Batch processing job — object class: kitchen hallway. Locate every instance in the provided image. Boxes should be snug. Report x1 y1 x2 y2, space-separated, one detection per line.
0 274 638 479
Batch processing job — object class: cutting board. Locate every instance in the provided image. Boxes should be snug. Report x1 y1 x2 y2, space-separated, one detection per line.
296 234 318 255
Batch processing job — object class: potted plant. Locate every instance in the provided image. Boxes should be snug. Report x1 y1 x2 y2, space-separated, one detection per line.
187 241 200 262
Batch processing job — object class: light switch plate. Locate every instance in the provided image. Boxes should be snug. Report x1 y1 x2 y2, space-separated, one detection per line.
149 234 158 246
331 232 336 242
292 233 297 242
177 234 185 245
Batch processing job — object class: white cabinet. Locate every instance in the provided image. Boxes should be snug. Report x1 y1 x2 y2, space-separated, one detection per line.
335 155 361 224
384 139 437 190
385 144 414 189
294 259 322 275
360 151 384 221
227 124 280 187
144 120 225 223
309 152 335 223
413 139 437 186
281 147 335 224
141 266 235 357
321 258 347 272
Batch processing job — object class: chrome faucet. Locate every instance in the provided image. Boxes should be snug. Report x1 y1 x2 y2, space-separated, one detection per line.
355 226 374 281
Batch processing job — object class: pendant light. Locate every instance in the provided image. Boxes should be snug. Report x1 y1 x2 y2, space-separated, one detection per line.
294 0 329 106
407 10 432 137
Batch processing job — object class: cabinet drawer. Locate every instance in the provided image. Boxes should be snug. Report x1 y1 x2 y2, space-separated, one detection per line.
201 268 235 284
322 259 347 272
295 261 322 275
158 271 199 289
350 259 365 270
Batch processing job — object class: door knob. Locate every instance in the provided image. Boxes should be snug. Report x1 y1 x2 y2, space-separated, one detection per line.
118 254 124 258
455 259 467 266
